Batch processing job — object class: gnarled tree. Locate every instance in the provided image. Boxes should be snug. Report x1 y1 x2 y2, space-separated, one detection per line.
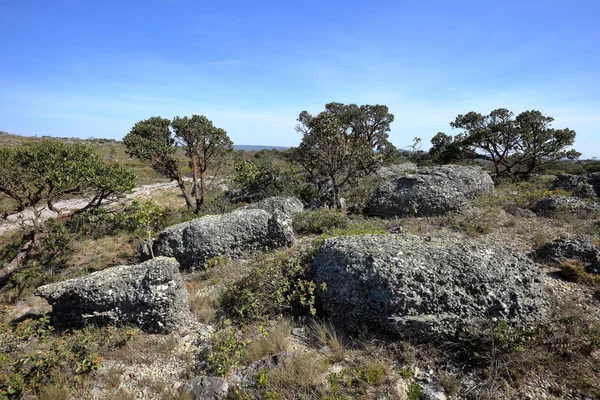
124 115 233 213
290 102 395 208
429 109 580 177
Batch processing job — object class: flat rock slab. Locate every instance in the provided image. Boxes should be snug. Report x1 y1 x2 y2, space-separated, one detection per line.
34 257 190 333
312 235 548 341
152 208 295 269
238 196 304 219
534 195 600 217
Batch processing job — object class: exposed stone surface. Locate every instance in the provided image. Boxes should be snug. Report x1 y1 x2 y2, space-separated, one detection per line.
183 376 229 400
312 235 548 341
374 163 418 180
239 196 304 219
552 174 597 199
534 195 600 217
417 380 447 400
365 165 494 218
505 205 537 218
535 236 599 266
152 209 295 269
34 257 190 333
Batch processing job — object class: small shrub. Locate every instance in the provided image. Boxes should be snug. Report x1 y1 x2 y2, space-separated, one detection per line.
293 209 348 235
309 320 345 361
406 383 422 400
207 320 250 377
219 247 325 321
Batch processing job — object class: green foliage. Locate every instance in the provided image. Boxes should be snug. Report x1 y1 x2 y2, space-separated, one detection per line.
291 102 395 208
0 140 135 218
0 314 133 399
406 383 423 400
292 210 349 234
584 160 600 173
207 320 250 377
219 247 324 321
430 108 581 178
124 115 234 212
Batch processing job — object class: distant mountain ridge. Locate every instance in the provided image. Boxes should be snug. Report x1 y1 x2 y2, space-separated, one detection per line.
0 131 290 151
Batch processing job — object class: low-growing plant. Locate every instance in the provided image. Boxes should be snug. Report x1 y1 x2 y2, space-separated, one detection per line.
245 319 291 363
293 209 349 235
207 320 251 377
219 247 325 321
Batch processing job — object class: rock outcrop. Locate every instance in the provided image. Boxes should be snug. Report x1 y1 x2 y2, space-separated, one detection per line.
152 209 294 269
312 235 548 341
183 376 229 400
365 165 494 218
552 174 597 199
535 236 599 266
34 257 190 333
534 195 600 217
238 196 304 219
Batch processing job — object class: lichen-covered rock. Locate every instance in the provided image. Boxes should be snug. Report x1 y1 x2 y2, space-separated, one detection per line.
183 376 229 400
552 174 597 199
239 196 304 219
534 195 600 217
535 236 598 266
365 165 494 218
374 163 418 180
153 209 294 269
34 257 190 333
312 235 548 342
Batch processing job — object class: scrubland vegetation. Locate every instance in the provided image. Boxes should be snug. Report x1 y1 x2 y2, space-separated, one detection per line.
0 104 599 399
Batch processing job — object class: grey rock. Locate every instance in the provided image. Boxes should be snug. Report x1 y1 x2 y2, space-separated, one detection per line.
239 196 304 219
417 380 447 400
312 235 548 342
587 261 600 275
374 163 418 180
153 209 295 269
505 205 537 218
534 195 600 217
552 174 597 199
535 236 598 266
183 376 229 400
227 352 289 387
34 257 190 333
365 165 494 218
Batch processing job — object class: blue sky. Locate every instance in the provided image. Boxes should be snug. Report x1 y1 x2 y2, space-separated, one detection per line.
1 0 599 157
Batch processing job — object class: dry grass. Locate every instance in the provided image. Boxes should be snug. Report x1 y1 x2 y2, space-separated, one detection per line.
556 260 600 286
267 351 328 397
186 281 217 323
245 319 291 363
65 234 139 274
106 332 179 365
310 320 345 361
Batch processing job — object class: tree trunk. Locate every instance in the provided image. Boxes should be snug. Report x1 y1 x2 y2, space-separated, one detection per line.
176 178 194 210
190 153 200 214
197 170 206 212
0 240 33 287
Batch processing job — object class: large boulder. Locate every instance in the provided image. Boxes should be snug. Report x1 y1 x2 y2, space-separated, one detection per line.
312 235 548 341
535 235 599 266
552 174 597 199
365 165 494 218
152 209 294 269
374 163 418 180
238 196 304 219
534 195 600 217
34 257 190 333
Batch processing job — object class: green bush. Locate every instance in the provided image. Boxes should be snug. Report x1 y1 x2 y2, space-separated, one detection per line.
0 313 133 399
219 247 325 322
292 210 348 234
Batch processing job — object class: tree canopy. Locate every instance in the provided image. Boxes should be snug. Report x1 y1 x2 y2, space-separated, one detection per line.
429 108 580 177
0 140 135 222
290 102 395 208
123 115 233 213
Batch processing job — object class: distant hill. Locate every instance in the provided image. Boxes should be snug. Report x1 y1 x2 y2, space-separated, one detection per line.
234 145 290 151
